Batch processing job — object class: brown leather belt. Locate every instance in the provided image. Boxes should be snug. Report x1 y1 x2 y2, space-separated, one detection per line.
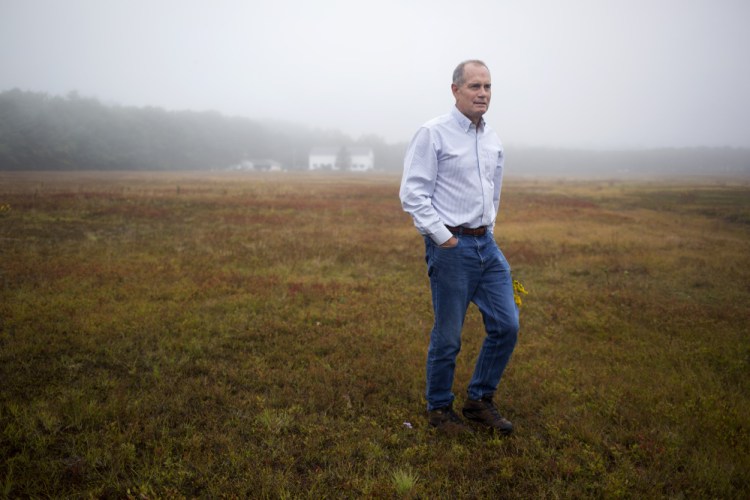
446 225 487 236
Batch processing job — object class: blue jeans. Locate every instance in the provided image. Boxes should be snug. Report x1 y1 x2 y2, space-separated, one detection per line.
423 232 519 411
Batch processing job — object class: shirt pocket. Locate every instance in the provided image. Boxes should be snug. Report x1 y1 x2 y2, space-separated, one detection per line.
484 147 502 181
437 150 472 179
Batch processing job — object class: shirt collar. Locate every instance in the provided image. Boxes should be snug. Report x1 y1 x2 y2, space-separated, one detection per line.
451 105 485 133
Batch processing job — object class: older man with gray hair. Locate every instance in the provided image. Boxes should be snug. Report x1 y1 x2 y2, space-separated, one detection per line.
400 60 519 435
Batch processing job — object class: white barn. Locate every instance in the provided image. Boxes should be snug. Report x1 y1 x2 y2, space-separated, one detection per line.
309 147 374 172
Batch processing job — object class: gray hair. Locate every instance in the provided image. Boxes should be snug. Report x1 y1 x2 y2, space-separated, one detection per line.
452 60 489 86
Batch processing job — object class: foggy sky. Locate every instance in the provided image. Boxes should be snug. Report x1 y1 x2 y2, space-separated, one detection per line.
2 0 749 149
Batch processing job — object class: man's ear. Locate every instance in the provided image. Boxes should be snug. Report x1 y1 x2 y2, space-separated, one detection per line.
451 83 458 97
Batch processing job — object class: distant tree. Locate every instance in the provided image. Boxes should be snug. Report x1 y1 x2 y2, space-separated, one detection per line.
336 146 352 171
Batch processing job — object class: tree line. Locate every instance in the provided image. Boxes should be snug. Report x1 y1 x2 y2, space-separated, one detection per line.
0 89 407 171
508 146 750 178
1 89 747 177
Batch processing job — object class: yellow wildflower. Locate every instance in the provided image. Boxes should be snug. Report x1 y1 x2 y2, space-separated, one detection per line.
513 279 529 307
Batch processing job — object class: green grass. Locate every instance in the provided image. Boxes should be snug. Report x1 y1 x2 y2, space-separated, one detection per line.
1 171 749 497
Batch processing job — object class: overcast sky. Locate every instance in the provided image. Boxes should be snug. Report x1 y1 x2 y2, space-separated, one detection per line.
1 0 749 149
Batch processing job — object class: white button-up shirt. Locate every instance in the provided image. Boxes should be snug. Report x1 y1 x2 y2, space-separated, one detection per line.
400 106 505 245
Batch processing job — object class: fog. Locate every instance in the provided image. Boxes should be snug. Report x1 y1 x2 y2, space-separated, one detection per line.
2 0 749 149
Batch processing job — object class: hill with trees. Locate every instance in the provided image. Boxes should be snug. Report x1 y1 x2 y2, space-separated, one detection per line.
1 89 748 178
0 89 405 172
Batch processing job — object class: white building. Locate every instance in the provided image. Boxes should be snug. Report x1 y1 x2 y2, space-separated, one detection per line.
308 147 374 172
227 159 282 172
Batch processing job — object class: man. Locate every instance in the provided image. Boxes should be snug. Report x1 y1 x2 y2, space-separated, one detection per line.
399 60 519 435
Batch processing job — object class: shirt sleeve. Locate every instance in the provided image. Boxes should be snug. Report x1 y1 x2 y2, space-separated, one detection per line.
399 127 454 245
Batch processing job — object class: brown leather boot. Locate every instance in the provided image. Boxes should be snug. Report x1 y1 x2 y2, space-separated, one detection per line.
428 404 474 435
462 397 513 435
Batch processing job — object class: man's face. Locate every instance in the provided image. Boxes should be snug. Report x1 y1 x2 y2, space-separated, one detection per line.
452 63 491 124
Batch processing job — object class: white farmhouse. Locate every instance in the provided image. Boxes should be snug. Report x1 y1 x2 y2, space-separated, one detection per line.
227 159 282 172
309 147 374 172
308 147 337 170
350 147 375 172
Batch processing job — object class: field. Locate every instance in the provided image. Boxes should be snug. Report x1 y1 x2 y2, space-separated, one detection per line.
1 171 749 498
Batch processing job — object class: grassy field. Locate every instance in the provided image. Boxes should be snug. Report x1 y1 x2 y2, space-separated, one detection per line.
1 171 748 498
